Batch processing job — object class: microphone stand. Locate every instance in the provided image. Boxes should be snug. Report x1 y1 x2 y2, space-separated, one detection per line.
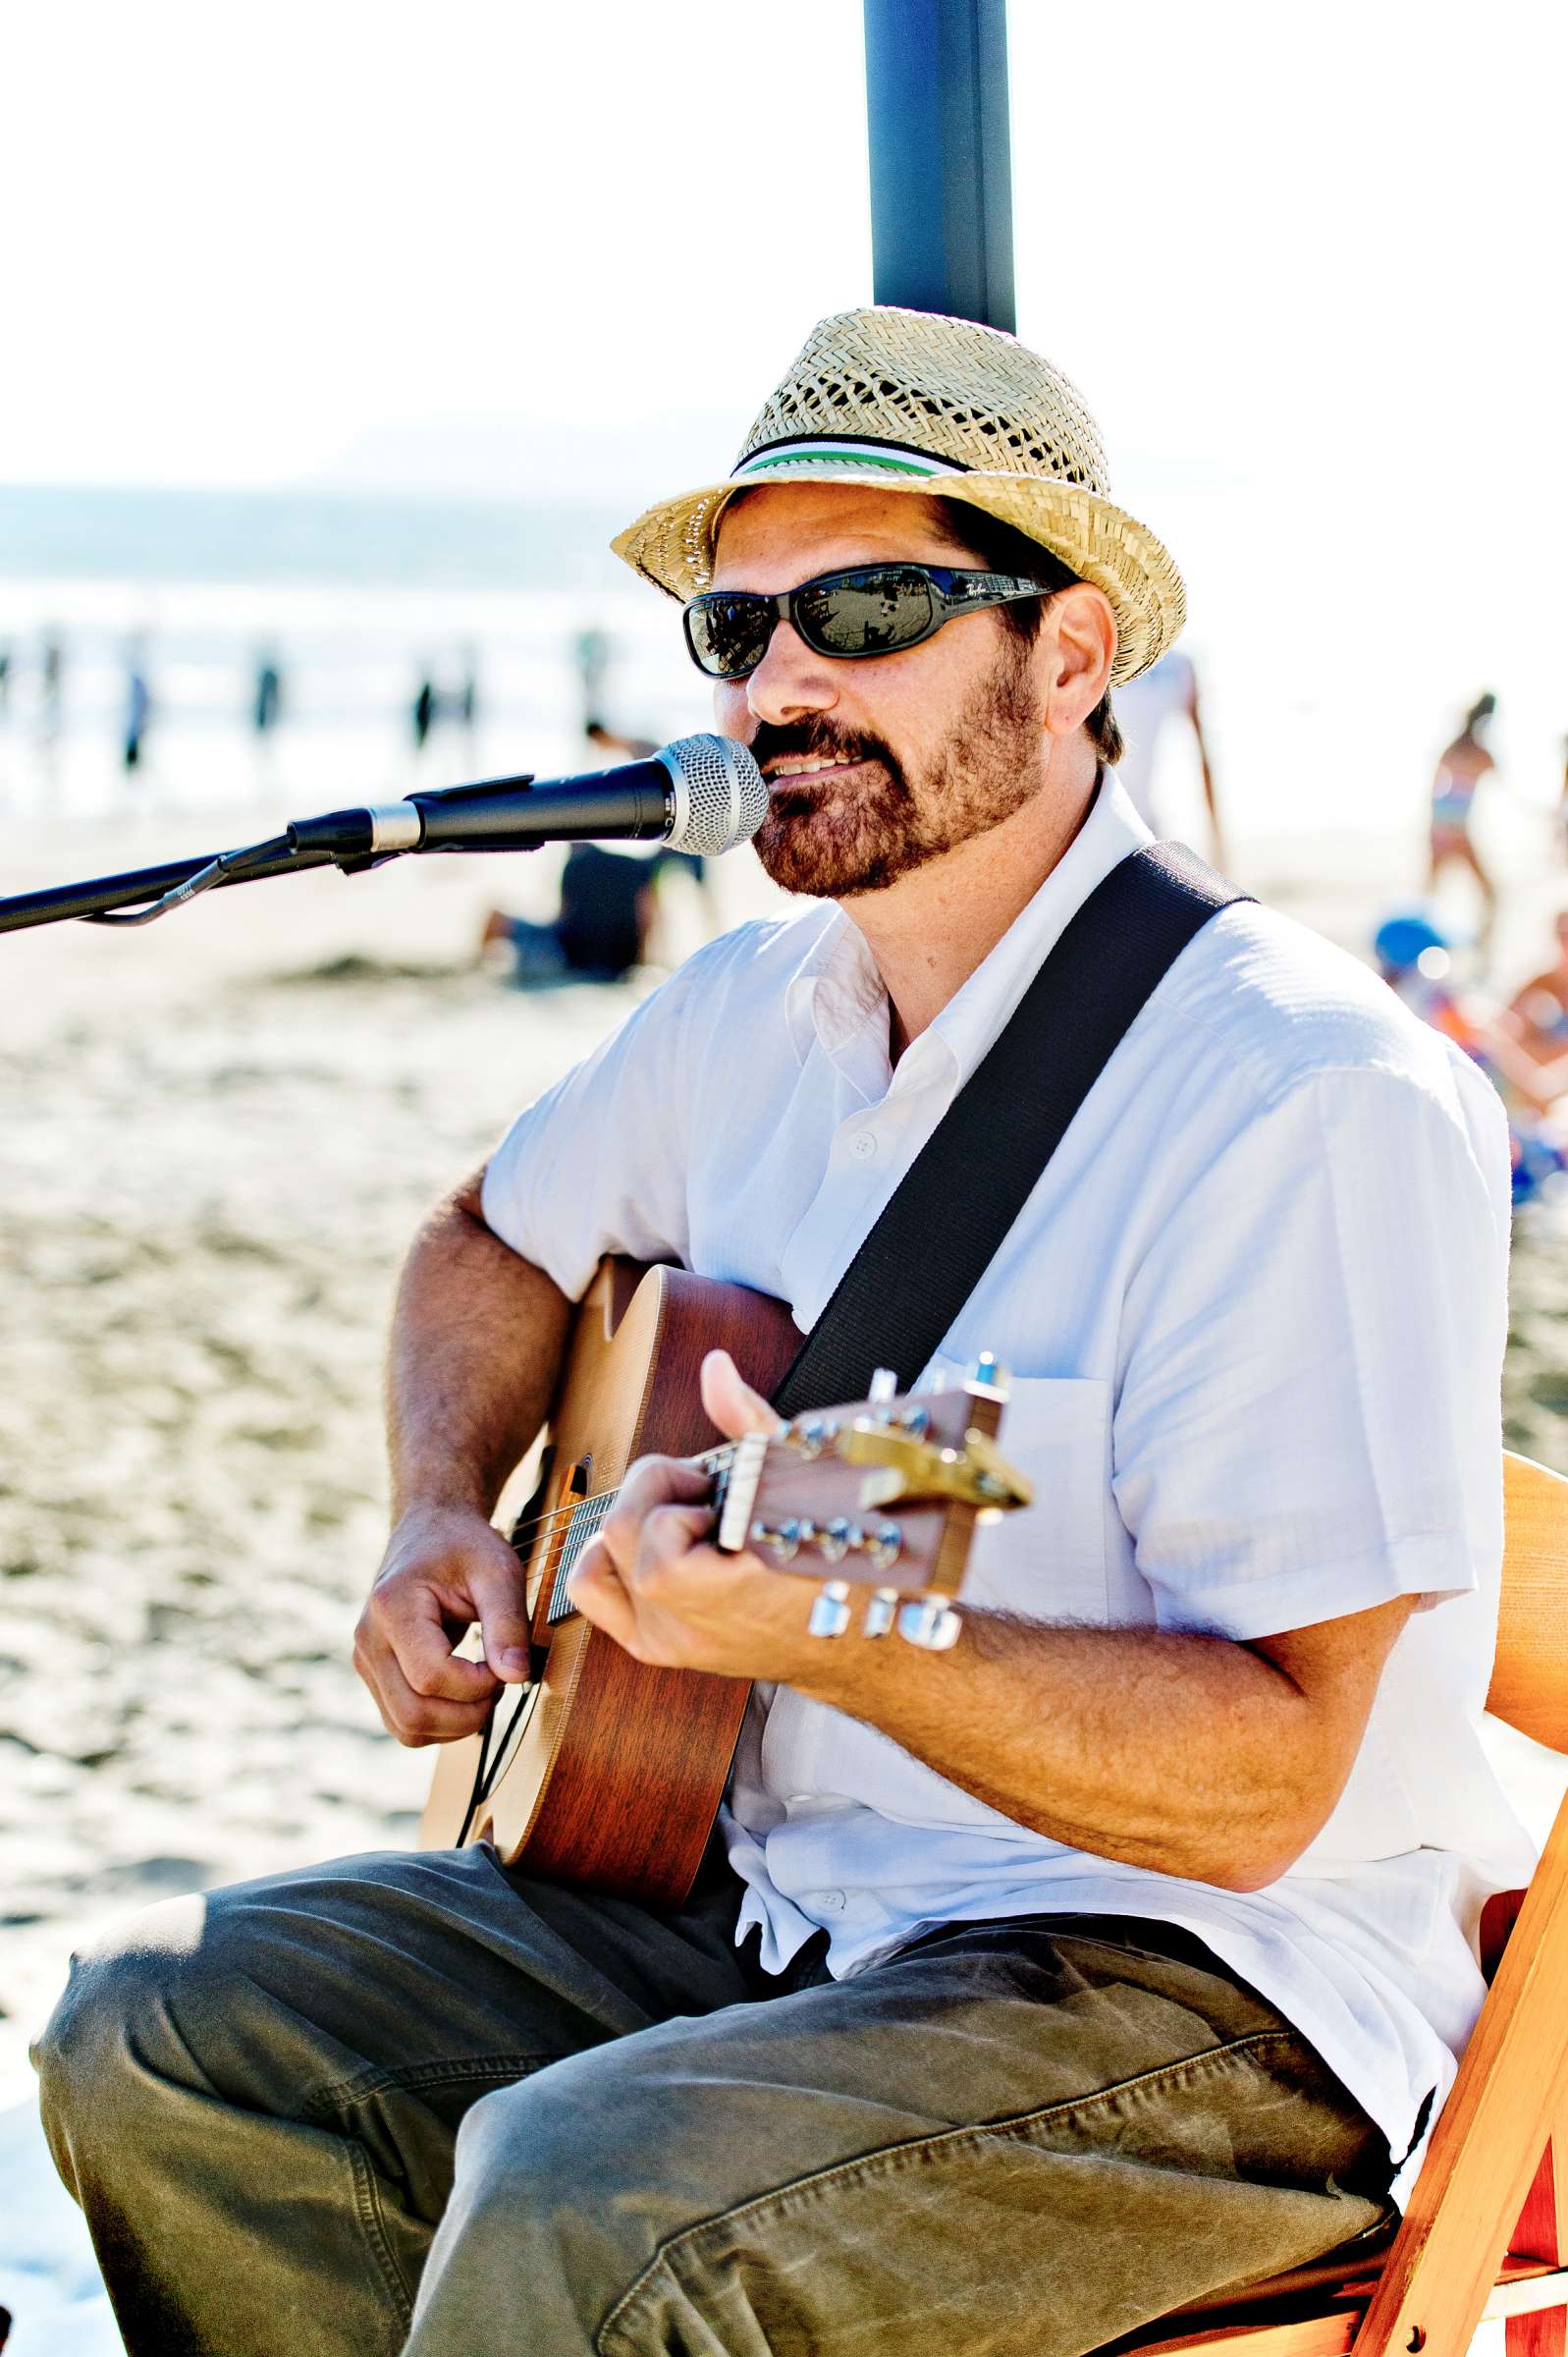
0 776 538 937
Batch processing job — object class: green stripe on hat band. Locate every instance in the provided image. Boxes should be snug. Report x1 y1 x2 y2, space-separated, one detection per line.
731 439 965 481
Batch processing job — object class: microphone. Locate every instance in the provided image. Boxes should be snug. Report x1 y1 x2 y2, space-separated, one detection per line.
287 735 768 863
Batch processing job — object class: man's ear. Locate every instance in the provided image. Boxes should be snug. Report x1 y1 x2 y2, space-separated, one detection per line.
1040 585 1116 741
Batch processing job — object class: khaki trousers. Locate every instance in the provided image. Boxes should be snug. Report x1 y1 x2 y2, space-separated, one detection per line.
34 1843 1394 2357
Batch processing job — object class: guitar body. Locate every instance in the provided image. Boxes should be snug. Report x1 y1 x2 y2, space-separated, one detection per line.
421 1259 801 1907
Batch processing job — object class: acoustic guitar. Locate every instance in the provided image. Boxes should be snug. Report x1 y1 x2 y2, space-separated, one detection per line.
420 1257 1030 1905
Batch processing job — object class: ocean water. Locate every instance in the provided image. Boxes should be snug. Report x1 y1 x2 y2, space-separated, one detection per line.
0 480 1561 901
0 485 716 838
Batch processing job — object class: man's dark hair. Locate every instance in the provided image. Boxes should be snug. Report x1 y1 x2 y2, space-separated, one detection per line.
930 496 1122 767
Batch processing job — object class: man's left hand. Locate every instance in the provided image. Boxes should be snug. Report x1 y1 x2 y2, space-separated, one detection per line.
567 1350 825 1679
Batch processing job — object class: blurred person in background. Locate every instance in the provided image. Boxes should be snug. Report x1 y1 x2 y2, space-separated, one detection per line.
411 671 437 753
583 717 722 944
478 841 660 985
585 715 656 761
1428 692 1498 940
1498 907 1568 1074
1108 645 1223 863
121 639 152 778
585 720 723 920
458 644 480 740
252 648 284 739
478 723 718 982
572 623 612 732
0 643 11 717
1375 911 1566 1202
37 631 63 753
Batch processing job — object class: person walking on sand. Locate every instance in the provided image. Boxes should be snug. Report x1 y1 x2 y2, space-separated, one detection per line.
252 650 283 738
121 643 152 778
37 306 1530 2357
411 673 437 753
1429 692 1498 935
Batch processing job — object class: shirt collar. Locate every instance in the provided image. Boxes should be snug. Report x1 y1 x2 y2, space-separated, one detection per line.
784 772 1154 1090
929 773 1152 1085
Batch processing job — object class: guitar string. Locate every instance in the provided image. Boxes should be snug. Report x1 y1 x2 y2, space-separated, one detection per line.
460 1431 790 1837
499 1440 742 1564
460 1441 755 1838
460 1448 741 1836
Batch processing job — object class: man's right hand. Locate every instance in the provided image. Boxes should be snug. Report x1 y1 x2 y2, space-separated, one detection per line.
353 1504 534 1746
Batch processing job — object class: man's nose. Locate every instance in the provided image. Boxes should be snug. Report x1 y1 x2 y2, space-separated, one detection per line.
745 620 839 726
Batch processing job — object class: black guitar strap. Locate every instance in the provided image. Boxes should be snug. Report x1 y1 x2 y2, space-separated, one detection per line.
770 842 1253 1419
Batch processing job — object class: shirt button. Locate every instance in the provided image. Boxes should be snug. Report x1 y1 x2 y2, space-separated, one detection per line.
849 1131 878 1162
819 1890 846 1915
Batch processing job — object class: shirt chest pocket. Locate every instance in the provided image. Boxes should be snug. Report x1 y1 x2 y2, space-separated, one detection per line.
928 1364 1112 1625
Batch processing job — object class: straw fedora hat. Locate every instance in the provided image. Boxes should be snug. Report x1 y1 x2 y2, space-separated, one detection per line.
612 306 1185 687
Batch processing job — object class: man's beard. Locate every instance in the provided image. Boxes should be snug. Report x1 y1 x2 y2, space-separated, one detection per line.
748 636 1044 900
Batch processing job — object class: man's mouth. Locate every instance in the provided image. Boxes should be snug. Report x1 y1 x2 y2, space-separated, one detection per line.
762 751 869 786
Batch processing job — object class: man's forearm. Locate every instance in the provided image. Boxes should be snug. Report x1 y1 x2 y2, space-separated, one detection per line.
790 1602 1406 1891
386 1171 572 1521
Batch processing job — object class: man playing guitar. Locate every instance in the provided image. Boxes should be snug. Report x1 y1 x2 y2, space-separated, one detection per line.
37 310 1531 2357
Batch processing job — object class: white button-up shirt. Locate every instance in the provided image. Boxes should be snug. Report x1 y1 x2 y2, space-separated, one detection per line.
482 778 1533 2202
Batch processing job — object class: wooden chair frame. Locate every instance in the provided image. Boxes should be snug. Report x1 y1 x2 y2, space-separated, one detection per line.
1117 1453 1568 2357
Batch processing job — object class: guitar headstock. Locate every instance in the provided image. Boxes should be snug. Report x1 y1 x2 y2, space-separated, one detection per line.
714 1357 1032 1650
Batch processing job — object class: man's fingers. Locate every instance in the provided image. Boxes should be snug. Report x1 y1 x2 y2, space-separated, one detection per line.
466 1564 537 1683
377 1585 500 1703
565 1534 637 1648
568 1503 724 1656
700 1349 784 1442
602 1454 713 1559
638 1501 724 1580
355 1631 497 1747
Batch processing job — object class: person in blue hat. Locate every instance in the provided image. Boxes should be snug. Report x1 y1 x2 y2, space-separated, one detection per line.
1375 912 1567 1202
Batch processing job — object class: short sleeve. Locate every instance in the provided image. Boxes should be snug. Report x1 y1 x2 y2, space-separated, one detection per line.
480 936 732 1301
1111 1061 1512 1640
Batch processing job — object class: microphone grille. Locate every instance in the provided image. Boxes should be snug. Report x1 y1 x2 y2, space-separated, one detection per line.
658 736 769 856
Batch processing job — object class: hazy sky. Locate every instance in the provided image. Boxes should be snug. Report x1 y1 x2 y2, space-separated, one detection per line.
5 0 1562 535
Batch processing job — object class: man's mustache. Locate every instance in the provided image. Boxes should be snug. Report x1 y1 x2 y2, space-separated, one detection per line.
749 721 901 785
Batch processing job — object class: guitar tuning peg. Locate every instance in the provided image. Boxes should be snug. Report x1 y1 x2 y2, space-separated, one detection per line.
750 1517 804 1562
897 1596 962 1651
964 1353 1009 1401
861 1586 899 1638
816 1517 855 1564
868 1367 899 1404
808 1579 852 1639
858 1522 901 1572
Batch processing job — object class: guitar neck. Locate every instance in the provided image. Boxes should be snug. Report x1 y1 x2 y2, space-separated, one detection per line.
538 1442 739 1629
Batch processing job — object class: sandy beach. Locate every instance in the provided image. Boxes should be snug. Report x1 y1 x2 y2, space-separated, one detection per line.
3 804 1568 2348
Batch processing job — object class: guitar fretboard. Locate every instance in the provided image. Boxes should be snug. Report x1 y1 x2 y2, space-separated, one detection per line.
543 1443 737 1627
546 1492 618 1624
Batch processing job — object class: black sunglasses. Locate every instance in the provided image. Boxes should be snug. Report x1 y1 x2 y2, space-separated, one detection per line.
682 563 1056 682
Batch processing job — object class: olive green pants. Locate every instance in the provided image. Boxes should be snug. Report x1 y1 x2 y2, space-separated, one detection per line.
33 1844 1393 2357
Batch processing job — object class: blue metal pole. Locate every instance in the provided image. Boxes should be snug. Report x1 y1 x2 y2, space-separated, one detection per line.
863 0 1015 332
